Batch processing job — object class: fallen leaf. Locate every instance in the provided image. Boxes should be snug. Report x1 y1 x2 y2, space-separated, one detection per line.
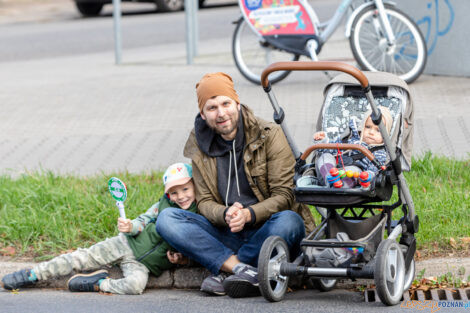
416 250 422 258
460 237 470 244
449 237 458 249
1 246 16 256
417 285 430 291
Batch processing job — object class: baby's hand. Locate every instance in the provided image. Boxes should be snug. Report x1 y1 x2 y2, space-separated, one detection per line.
314 131 326 141
117 217 133 233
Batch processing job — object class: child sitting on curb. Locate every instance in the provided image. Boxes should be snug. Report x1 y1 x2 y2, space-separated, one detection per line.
1 163 197 295
313 107 392 187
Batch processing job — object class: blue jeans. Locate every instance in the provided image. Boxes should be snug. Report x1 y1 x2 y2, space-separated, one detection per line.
155 208 305 275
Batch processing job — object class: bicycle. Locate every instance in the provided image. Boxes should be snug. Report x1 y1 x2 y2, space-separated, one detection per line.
232 0 427 84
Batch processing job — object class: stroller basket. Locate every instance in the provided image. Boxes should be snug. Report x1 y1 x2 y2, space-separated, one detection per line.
303 212 387 265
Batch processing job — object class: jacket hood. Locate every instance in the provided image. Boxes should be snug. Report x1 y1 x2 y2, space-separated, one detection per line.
194 108 245 157
184 104 264 160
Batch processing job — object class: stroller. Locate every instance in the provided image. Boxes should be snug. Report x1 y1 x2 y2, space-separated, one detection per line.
257 62 419 306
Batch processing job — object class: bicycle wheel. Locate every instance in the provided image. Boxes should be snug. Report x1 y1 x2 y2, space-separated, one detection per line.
232 18 299 85
349 4 427 83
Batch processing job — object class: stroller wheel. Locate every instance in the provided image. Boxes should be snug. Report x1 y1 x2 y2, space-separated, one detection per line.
374 239 405 306
403 258 416 292
311 278 337 292
258 236 290 302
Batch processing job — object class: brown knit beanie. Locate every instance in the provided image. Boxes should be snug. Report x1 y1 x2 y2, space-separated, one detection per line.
196 72 240 112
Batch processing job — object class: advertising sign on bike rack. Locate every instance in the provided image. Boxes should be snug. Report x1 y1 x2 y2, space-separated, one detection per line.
239 0 316 36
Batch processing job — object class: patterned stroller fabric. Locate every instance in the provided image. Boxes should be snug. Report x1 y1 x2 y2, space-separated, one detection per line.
322 96 401 142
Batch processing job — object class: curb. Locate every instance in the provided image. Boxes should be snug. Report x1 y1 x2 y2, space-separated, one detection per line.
0 262 212 290
1 257 469 291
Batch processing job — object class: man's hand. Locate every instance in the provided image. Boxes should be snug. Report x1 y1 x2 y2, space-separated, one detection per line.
228 208 251 233
225 202 243 225
117 217 133 233
167 251 188 265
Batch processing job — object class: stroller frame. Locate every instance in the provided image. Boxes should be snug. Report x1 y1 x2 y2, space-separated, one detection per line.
257 62 419 306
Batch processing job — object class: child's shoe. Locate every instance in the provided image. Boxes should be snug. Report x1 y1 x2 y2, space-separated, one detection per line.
67 269 109 292
1 269 37 290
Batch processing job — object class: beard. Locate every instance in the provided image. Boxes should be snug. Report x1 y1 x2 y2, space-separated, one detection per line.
211 114 239 137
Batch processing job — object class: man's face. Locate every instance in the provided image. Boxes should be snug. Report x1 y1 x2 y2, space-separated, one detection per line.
362 117 384 145
167 180 195 210
201 95 240 141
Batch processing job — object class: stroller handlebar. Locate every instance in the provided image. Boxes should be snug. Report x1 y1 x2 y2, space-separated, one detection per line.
261 61 369 89
301 143 376 162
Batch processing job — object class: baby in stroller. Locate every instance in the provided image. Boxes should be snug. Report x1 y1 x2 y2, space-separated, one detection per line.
313 107 393 188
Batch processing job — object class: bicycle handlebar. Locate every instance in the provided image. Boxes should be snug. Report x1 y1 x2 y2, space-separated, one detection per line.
301 143 375 161
261 61 369 89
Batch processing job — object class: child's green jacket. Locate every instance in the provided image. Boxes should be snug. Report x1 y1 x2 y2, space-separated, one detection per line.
125 195 197 277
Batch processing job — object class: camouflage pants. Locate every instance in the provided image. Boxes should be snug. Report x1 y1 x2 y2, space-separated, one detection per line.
33 233 149 295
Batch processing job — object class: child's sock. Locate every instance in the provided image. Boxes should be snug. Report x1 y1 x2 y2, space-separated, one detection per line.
97 279 105 287
28 269 38 282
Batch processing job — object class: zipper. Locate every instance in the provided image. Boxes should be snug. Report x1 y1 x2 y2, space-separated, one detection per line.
137 242 162 262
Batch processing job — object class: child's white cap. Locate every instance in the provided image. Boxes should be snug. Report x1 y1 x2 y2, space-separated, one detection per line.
163 163 193 193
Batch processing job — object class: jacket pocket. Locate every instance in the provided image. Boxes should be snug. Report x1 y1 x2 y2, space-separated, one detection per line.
250 163 269 199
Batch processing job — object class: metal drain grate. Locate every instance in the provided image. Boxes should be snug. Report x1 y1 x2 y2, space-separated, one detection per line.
364 288 470 302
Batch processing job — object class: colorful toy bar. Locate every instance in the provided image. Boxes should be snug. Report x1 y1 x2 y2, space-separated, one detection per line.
326 168 374 189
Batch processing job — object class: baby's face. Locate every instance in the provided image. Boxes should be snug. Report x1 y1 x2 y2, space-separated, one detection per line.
168 180 195 210
362 117 384 145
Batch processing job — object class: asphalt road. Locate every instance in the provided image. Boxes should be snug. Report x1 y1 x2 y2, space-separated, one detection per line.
0 0 339 63
0 288 420 313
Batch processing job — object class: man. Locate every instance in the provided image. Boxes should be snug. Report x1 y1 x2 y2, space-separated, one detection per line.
156 72 315 298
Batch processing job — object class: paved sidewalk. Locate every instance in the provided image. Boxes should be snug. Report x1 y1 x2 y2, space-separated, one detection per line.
0 29 469 176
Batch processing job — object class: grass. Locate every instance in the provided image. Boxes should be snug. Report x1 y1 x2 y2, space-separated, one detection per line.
0 153 468 260
0 171 164 260
404 153 469 251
